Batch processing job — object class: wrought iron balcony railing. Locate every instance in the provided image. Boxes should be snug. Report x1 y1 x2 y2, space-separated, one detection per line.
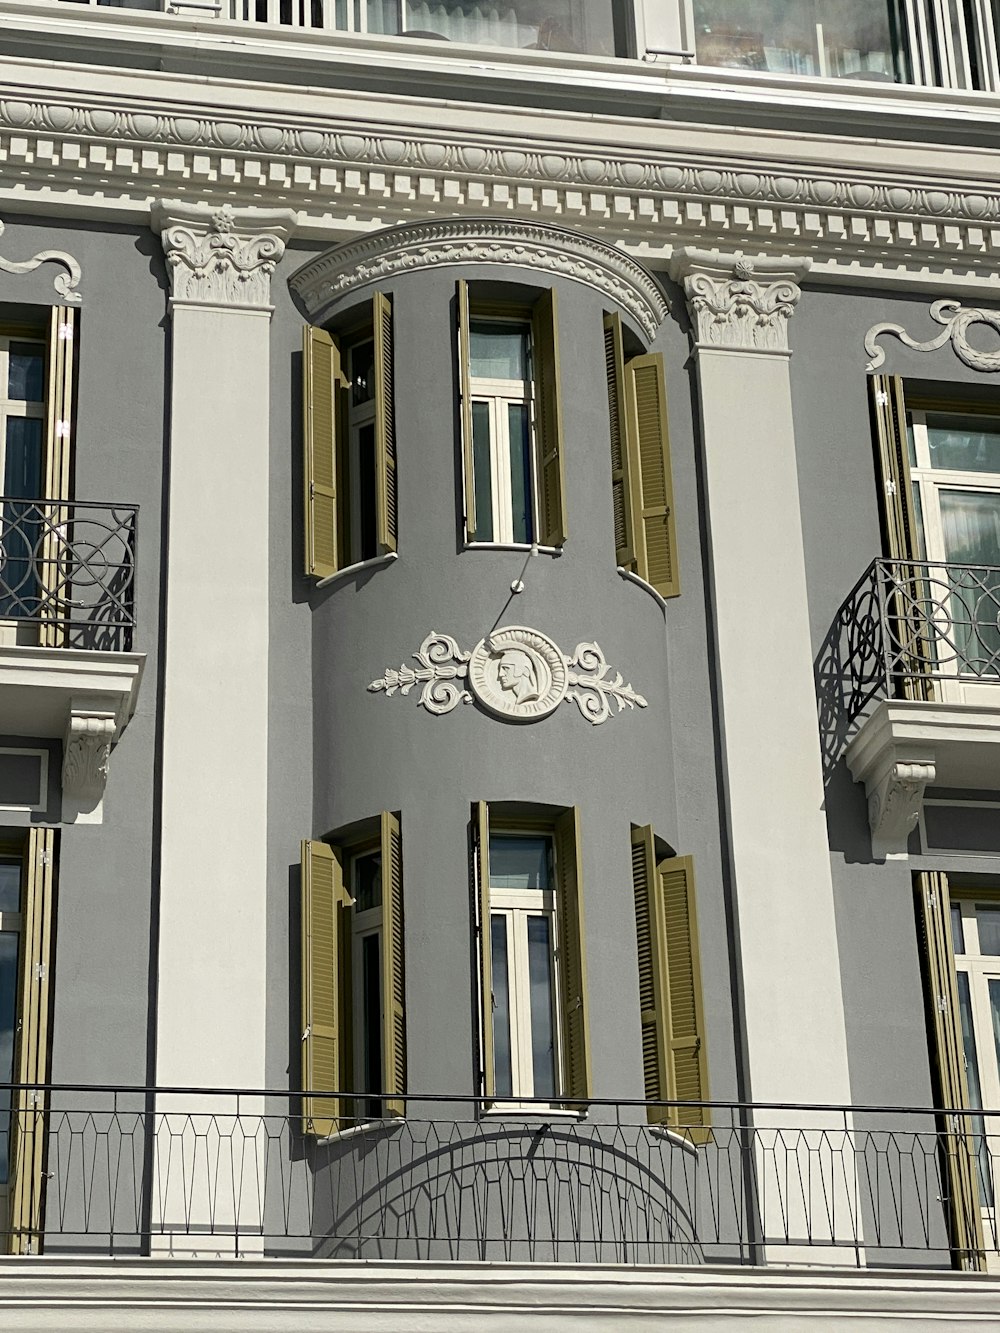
0 499 137 653
1 1084 998 1268
816 558 1000 771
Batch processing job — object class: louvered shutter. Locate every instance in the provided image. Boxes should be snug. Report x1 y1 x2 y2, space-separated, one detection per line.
380 811 406 1117
554 808 591 1106
457 280 478 540
373 293 398 554
626 353 679 598
533 289 567 547
8 828 56 1254
39 308 75 649
604 313 636 569
474 801 495 1102
631 825 670 1125
302 325 342 579
301 839 343 1137
658 855 710 1144
914 872 985 1269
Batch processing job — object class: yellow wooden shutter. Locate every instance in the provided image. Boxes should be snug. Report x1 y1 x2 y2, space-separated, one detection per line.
914 871 985 1270
39 308 75 649
869 374 919 562
457 280 477 540
373 293 398 554
380 811 406 1116
300 838 344 1137
626 353 679 599
658 855 710 1143
631 825 670 1125
8 828 56 1254
533 288 567 547
474 801 494 1101
554 807 591 1106
604 313 636 569
302 325 342 579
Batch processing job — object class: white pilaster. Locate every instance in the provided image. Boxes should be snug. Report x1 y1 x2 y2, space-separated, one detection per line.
150 201 296 1249
670 249 858 1257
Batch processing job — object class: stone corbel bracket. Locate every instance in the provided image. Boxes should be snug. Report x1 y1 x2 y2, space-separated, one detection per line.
861 755 937 861
62 696 125 825
668 247 811 355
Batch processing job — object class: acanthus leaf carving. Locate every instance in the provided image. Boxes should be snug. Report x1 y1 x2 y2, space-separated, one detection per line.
62 710 116 806
151 200 298 308
668 249 811 353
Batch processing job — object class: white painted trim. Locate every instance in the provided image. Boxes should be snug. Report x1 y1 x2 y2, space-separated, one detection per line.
617 566 667 612
481 1107 587 1122
465 543 562 556
315 551 398 590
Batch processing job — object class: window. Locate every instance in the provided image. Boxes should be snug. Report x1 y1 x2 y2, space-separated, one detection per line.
300 812 405 1134
603 313 679 598
302 294 396 579
458 283 566 549
630 827 710 1140
473 803 589 1107
0 829 56 1254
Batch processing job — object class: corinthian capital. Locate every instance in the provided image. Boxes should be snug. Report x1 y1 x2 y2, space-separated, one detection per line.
151 200 299 309
668 248 811 354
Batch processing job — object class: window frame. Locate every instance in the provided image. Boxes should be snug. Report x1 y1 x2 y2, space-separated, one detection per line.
344 335 379 566
0 335 46 498
347 842 385 1121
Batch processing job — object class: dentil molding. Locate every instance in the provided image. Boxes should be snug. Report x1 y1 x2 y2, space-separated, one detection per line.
0 218 81 303
290 219 669 338
151 200 299 308
369 627 647 725
668 249 811 353
865 299 1000 372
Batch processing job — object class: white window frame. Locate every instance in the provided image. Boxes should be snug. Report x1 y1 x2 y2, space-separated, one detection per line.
487 831 562 1106
467 318 538 548
349 846 383 1112
0 335 46 496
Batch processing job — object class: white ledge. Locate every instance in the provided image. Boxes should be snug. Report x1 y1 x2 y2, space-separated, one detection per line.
315 551 398 590
846 697 1000 860
466 542 562 556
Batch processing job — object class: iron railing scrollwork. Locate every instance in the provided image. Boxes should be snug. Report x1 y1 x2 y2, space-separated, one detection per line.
0 498 137 652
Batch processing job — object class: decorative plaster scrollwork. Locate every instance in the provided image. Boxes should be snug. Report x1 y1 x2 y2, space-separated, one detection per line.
865 300 1000 372
0 219 81 303
865 759 936 861
290 219 669 340
62 711 115 805
151 200 298 308
368 626 647 725
668 249 810 354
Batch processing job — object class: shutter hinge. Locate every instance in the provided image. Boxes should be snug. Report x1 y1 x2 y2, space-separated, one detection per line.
301 1026 311 1042
885 478 897 496
936 992 947 1014
30 1089 43 1107
927 886 937 909
40 849 52 867
58 322 73 341
55 420 71 439
33 963 47 982
875 389 889 407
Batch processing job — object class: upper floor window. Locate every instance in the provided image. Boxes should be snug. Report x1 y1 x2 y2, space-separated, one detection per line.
0 336 45 502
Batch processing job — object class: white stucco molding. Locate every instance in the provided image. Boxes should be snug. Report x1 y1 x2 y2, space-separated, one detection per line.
846 697 1000 860
290 218 669 339
668 249 811 354
865 299 1000 372
0 217 81 303
151 201 299 310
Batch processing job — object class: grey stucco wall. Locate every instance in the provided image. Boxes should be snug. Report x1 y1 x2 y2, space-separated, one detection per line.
792 284 1000 1111
0 214 167 1089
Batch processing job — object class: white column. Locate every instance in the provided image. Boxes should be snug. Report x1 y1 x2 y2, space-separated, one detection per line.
150 202 296 1252
669 249 860 1261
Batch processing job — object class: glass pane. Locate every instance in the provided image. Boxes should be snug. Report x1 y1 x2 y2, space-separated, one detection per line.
358 422 377 561
957 971 993 1206
354 851 382 914
507 402 533 545
926 414 1000 474
361 932 382 1110
951 902 966 955
0 864 19 915
469 322 527 381
350 339 375 407
939 490 1000 675
527 915 556 1099
471 401 494 542
489 835 549 890
7 344 44 403
977 905 1000 956
905 417 917 470
941 490 1000 567
0 932 17 1186
362 0 401 34
4 418 43 499
911 483 926 559
490 914 513 1098
403 0 616 54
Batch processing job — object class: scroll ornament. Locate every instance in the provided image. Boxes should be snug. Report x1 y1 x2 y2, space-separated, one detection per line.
368 626 648 726
865 299 1000 373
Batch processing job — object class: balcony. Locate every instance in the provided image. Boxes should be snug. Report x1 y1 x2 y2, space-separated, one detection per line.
0 1084 997 1273
817 558 1000 857
0 498 143 824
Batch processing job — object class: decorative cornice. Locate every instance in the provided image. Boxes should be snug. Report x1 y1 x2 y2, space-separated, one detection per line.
668 249 811 353
865 299 1000 372
290 219 669 338
151 200 299 309
0 218 81 302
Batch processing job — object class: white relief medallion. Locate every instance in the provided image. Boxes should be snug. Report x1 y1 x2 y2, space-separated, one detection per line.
468 627 568 721
368 626 647 726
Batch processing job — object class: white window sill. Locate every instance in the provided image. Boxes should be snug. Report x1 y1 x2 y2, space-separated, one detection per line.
464 542 563 556
315 550 398 590
480 1105 587 1122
